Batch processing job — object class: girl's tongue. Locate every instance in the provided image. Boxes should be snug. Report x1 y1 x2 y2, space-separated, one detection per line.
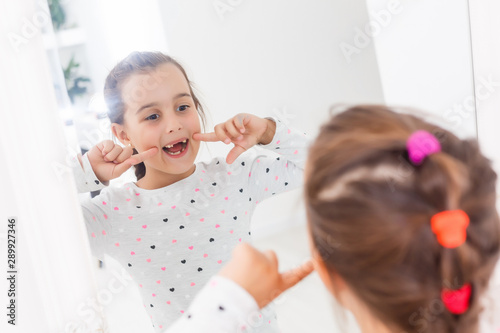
166 142 183 153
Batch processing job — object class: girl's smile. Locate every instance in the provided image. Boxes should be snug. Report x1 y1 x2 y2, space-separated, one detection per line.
162 138 189 158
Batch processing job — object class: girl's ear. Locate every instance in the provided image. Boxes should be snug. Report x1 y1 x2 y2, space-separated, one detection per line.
312 251 335 294
308 229 348 305
311 249 348 300
111 123 131 146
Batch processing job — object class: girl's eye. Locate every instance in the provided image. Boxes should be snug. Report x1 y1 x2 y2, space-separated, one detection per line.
146 114 159 121
177 105 190 112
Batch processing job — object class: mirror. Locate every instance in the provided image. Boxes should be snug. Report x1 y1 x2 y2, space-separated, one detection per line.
43 0 478 332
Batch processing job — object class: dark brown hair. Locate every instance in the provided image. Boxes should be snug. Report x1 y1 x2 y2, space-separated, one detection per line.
103 51 207 180
306 105 500 333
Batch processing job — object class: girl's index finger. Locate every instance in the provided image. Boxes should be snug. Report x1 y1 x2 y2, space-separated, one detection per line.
112 148 157 177
126 147 159 165
193 132 220 142
280 259 315 292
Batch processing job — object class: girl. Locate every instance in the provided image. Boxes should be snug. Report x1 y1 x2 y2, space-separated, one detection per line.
72 51 309 332
166 105 500 333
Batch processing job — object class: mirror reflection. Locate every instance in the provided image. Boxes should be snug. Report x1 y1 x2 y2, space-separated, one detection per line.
41 0 487 332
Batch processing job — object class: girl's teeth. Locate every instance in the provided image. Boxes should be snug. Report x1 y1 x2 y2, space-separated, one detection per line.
167 150 181 155
164 139 187 149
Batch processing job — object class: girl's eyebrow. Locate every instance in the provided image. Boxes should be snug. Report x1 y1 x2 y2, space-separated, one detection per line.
174 93 191 100
135 93 191 115
136 102 159 114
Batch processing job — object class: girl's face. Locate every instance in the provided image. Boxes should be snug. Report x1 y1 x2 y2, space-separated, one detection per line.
114 63 201 178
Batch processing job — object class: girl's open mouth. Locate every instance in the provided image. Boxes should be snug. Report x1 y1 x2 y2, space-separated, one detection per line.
162 139 189 158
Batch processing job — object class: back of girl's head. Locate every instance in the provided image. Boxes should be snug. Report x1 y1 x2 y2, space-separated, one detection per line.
103 51 206 180
306 105 500 333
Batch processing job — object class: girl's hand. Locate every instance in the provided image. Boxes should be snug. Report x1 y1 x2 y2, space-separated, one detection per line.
218 243 314 309
85 140 158 183
193 113 276 164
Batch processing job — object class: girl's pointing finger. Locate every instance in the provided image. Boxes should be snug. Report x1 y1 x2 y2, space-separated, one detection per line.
193 132 219 142
126 147 159 165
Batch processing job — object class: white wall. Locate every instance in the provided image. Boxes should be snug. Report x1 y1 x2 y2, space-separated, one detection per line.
156 0 385 237
66 0 168 94
366 0 477 138
470 0 500 182
469 2 500 330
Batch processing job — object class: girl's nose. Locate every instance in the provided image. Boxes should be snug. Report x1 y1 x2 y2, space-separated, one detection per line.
165 117 182 133
166 126 182 133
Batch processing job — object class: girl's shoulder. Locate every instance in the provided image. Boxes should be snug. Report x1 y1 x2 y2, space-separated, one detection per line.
86 181 134 203
83 181 165 213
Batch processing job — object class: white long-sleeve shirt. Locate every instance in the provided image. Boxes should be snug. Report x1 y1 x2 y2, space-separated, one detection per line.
72 118 308 331
166 275 261 333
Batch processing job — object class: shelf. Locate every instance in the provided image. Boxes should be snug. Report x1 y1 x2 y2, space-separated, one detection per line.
43 28 87 50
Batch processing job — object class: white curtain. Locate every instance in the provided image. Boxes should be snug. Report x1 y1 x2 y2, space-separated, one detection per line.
0 0 104 332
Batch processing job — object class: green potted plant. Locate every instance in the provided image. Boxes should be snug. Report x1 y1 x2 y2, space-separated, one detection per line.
63 54 91 104
48 0 67 31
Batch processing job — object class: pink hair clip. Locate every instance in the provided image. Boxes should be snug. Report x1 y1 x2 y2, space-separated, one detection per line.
406 130 441 165
441 283 472 315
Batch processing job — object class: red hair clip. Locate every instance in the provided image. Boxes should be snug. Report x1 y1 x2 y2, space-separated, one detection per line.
431 210 470 248
441 283 472 314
